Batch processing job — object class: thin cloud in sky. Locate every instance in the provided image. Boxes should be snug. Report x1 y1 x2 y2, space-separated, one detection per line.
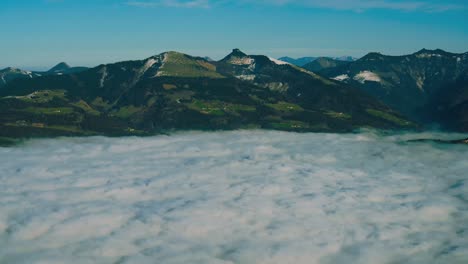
125 0 466 12
260 0 465 12
126 0 210 8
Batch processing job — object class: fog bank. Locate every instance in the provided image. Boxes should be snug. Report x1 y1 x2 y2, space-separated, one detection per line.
0 130 467 264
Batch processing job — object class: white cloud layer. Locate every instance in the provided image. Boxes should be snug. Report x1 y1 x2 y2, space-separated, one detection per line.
0 130 467 263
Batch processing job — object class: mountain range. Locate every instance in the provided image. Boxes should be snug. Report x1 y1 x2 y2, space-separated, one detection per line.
302 57 352 72
0 49 413 140
1 48 466 142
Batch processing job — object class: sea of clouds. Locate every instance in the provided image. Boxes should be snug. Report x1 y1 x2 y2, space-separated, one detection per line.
0 130 467 264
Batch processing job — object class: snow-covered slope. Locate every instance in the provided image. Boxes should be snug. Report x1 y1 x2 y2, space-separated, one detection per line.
353 71 382 83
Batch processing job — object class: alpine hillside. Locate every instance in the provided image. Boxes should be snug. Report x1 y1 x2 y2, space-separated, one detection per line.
0 49 413 141
314 49 468 131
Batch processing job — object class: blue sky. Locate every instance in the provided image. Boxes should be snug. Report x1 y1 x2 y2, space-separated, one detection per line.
1 0 467 70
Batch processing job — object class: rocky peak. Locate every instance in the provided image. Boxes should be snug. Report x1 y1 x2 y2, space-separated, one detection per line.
220 49 254 66
221 49 248 61
230 48 247 57
48 62 71 72
359 52 385 61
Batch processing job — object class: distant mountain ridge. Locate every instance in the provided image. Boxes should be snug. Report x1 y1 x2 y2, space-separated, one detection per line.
302 57 351 72
0 63 89 88
48 62 71 73
278 57 317 66
0 68 41 87
279 56 358 66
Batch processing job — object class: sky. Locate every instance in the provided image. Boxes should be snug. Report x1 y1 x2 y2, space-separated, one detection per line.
1 0 467 70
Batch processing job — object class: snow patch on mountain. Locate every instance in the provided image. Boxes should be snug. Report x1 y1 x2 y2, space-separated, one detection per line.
332 74 350 81
162 52 169 63
354 71 381 83
416 53 443 59
144 58 158 71
99 66 108 88
268 57 290 65
416 76 426 90
154 53 169 76
265 82 289 92
142 58 160 77
236 74 256 81
228 57 254 66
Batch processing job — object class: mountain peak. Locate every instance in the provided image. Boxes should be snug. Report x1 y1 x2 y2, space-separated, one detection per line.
416 48 430 54
366 52 383 56
1 67 15 72
146 50 224 79
231 48 247 57
48 62 71 72
415 48 434 54
359 52 385 61
220 49 254 65
1 67 24 73
221 49 248 60
164 51 184 56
